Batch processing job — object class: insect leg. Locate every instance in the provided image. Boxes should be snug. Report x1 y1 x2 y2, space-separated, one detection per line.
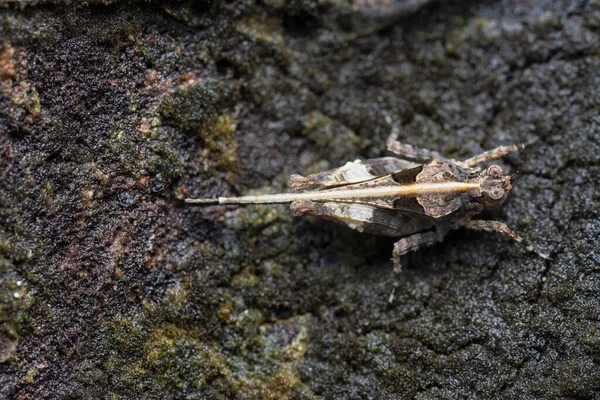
462 145 522 167
389 230 447 303
386 132 443 161
461 220 549 259
288 157 418 191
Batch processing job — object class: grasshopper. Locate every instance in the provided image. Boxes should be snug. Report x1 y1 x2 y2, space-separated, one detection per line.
187 132 548 303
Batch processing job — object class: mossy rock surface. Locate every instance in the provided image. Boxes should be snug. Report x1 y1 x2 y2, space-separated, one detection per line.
1 0 600 398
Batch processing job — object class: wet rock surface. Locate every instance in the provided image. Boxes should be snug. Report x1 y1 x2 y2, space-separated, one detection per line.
1 0 599 398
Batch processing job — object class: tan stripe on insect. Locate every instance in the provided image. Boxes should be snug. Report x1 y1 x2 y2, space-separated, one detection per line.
187 129 549 303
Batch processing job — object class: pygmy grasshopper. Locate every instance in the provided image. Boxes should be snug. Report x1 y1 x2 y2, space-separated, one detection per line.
187 132 548 302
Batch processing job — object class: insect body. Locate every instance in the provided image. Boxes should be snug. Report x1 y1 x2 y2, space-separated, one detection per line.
187 133 547 302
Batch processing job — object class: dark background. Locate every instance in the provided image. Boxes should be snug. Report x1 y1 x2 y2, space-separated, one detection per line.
1 0 599 398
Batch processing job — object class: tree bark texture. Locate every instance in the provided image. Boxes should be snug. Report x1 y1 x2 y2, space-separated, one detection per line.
1 0 599 398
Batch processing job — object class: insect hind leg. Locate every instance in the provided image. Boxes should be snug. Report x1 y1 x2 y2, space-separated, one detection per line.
389 230 446 304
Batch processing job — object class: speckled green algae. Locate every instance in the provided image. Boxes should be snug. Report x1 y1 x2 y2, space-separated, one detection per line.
0 5 312 397
158 79 241 181
74 6 314 397
98 304 313 398
103 319 228 395
2 0 600 398
0 254 33 364
0 40 36 372
91 193 314 396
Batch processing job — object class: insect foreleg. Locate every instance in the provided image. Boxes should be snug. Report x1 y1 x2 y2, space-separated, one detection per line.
460 220 549 259
389 230 447 303
462 145 522 167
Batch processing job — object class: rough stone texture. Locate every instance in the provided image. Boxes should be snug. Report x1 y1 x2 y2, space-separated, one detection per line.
1 0 599 398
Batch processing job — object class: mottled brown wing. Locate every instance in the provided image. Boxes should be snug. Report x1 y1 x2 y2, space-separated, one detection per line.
315 163 471 219
288 157 420 191
290 200 435 237
316 166 428 214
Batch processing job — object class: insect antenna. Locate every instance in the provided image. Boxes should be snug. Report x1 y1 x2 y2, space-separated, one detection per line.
510 135 539 186
511 168 524 186
185 198 221 205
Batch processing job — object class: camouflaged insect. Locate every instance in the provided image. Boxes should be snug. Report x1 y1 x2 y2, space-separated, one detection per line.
187 132 548 302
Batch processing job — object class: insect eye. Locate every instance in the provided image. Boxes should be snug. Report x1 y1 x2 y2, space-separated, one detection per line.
490 188 505 200
487 165 503 179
